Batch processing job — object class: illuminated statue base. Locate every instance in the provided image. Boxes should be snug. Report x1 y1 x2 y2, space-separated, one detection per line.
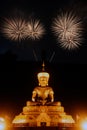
12 101 75 127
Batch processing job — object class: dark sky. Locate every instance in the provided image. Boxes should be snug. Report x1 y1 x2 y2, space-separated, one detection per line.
0 0 87 62
0 0 87 121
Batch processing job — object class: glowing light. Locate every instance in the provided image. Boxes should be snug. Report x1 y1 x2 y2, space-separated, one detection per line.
59 115 75 123
26 19 45 40
13 119 27 123
52 12 83 50
2 17 28 41
80 120 87 130
12 114 29 124
0 117 6 130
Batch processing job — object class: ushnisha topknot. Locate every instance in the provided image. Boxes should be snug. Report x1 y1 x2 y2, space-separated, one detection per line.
37 61 50 79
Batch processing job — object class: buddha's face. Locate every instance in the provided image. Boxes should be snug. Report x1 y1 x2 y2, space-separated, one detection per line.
38 76 49 87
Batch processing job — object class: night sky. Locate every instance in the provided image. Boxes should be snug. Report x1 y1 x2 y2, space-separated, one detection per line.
0 0 87 121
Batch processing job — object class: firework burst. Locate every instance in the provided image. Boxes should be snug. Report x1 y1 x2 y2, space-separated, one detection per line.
26 19 45 40
2 17 28 41
52 12 83 50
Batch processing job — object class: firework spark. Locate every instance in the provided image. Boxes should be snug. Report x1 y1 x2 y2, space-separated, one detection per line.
52 12 83 50
26 19 45 40
2 18 28 41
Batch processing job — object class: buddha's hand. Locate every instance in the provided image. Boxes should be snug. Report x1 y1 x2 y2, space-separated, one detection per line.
51 99 54 102
32 98 35 102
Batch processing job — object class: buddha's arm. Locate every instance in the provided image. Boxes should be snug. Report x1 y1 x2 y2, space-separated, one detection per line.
32 90 37 102
49 90 54 102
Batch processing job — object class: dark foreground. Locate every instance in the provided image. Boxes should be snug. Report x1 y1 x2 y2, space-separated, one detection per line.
7 127 81 130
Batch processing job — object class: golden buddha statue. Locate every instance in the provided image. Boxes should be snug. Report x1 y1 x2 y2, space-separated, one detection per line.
12 62 75 127
32 73 54 105
30 62 54 105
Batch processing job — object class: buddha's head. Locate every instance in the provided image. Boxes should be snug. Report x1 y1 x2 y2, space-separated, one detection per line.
37 72 49 87
37 62 50 87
